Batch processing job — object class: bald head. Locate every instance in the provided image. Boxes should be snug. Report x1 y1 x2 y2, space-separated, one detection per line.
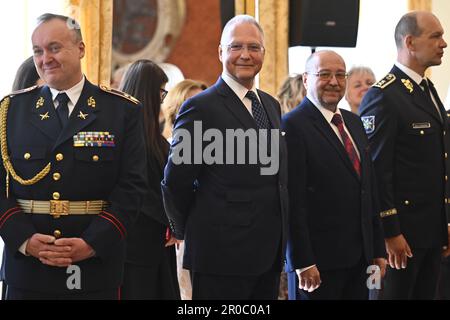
220 15 264 45
394 11 447 74
303 50 347 112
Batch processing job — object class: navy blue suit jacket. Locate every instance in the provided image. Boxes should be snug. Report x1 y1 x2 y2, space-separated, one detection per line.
162 77 288 276
283 98 385 273
0 80 147 293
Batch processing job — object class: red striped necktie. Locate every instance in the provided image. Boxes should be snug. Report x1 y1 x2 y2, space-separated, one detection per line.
331 113 361 177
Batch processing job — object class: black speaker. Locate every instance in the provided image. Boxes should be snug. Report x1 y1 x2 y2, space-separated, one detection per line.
220 0 235 30
289 0 360 48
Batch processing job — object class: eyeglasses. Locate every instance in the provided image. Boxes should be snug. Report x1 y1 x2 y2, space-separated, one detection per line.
160 88 168 102
225 43 265 53
309 71 348 81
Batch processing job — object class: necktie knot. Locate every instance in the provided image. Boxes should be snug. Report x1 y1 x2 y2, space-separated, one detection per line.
331 113 343 127
56 92 70 106
245 90 258 103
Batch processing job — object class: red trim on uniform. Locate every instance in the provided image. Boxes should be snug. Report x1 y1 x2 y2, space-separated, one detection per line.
0 207 21 229
101 211 126 236
165 227 171 241
98 214 125 239
118 287 121 300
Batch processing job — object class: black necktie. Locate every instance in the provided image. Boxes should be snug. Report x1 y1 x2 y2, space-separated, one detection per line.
420 79 433 102
420 79 442 121
245 91 271 129
55 92 70 128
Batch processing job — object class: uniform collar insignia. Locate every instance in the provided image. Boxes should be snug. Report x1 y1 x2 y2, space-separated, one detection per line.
39 112 50 120
401 79 413 93
78 111 89 120
36 97 45 109
87 96 96 108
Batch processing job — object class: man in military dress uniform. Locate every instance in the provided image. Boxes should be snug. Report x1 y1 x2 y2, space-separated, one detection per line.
0 13 147 299
359 11 449 299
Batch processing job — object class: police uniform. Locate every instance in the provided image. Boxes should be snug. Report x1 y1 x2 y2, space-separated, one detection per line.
359 65 450 299
0 79 147 298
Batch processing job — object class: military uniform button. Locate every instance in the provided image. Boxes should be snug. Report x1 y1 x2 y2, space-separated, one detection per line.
56 153 64 161
420 130 425 135
445 198 448 204
24 153 31 160
446 153 448 159
53 192 60 200
444 131 447 136
53 230 62 239
404 200 410 205
92 155 99 162
53 173 61 181
446 176 449 182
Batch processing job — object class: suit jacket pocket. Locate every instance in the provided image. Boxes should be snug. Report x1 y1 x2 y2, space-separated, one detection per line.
223 190 254 226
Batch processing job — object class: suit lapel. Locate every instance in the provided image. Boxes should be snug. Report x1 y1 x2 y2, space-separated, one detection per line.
215 78 257 130
304 101 360 181
29 86 61 142
52 81 99 151
258 89 280 129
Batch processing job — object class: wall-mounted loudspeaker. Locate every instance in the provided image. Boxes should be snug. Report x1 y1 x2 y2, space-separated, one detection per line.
289 0 360 48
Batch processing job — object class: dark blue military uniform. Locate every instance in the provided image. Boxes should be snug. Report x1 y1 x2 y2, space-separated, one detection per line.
0 79 147 296
360 65 450 299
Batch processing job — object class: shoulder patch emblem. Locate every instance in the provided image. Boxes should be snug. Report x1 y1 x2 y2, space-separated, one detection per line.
373 74 396 89
361 116 375 134
99 85 140 105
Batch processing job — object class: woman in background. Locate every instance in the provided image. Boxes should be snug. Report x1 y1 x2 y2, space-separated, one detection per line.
160 78 207 300
277 74 306 114
161 79 207 142
12 56 45 90
345 66 376 114
119 59 180 299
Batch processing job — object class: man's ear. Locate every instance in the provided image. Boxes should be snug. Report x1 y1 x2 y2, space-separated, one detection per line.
79 41 86 59
405 35 415 51
218 45 223 63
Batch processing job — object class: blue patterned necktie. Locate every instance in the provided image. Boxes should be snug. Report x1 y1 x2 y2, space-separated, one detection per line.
245 91 271 129
55 92 70 128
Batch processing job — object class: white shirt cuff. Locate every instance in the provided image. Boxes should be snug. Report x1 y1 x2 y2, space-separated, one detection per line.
297 264 316 275
18 240 29 256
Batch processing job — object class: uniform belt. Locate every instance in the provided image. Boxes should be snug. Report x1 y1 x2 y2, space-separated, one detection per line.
17 199 108 218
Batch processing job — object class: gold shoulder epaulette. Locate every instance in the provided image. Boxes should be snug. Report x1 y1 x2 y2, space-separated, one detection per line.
99 85 140 105
373 74 396 89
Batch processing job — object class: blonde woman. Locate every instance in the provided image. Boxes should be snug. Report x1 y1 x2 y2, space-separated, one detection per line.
162 79 207 142
345 66 375 114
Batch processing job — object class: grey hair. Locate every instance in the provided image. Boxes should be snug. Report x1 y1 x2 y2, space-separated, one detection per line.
347 66 375 79
394 12 422 49
36 13 83 43
220 14 264 44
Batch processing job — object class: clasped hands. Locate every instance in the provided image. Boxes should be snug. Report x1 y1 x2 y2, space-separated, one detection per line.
25 233 95 267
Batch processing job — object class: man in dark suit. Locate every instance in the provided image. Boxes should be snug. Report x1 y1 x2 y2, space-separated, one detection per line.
359 11 449 300
161 15 288 299
283 50 386 300
0 13 147 299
